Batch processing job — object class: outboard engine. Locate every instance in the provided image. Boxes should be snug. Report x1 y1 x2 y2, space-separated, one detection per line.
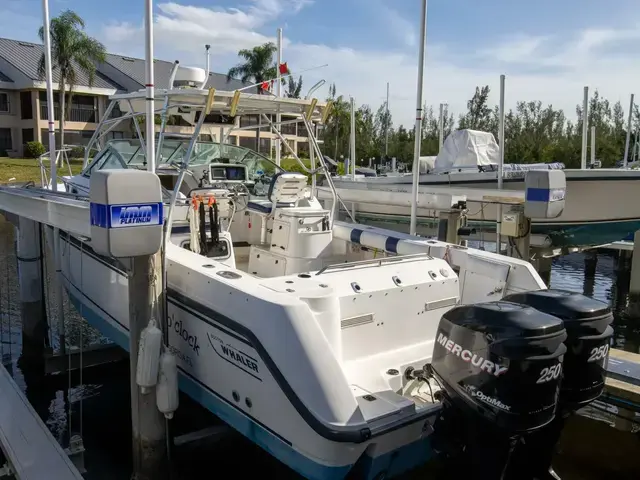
427 301 567 480
503 289 614 480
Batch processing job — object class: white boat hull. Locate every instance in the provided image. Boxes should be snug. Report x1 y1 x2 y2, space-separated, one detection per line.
332 169 640 247
57 231 438 479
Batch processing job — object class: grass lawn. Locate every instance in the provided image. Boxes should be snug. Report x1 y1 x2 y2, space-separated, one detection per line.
0 157 84 184
0 156 331 184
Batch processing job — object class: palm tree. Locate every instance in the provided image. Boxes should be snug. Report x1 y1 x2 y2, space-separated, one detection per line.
228 42 286 154
38 10 106 164
323 84 351 160
286 76 303 99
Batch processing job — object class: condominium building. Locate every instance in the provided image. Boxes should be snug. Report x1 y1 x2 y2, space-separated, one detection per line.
0 37 312 157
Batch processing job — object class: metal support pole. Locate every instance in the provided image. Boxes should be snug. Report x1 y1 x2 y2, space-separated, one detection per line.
633 126 639 163
623 94 635 169
42 0 66 361
275 27 283 166
41 0 56 189
497 74 505 254
42 0 66 360
310 126 316 196
385 82 390 159
581 86 589 170
129 255 167 480
302 115 355 224
409 0 428 236
438 103 444 153
590 126 596 167
350 96 356 180
144 0 156 173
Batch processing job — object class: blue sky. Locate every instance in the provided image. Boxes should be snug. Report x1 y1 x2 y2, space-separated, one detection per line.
2 0 640 125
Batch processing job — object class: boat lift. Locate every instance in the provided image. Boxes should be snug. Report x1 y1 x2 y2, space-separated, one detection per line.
317 177 561 261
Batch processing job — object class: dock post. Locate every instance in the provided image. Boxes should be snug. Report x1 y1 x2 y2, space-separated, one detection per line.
616 249 632 272
630 231 640 294
533 257 552 287
129 253 167 480
16 218 47 360
628 231 640 317
438 210 462 244
584 250 598 278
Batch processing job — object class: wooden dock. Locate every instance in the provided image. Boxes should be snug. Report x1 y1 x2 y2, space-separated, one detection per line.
604 348 640 431
0 364 83 479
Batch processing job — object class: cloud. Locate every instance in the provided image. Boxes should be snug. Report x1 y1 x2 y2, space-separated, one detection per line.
479 34 550 64
97 2 640 127
481 24 640 71
0 1 41 42
372 0 417 48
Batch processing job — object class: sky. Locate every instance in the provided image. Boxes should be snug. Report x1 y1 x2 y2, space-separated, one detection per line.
1 0 640 127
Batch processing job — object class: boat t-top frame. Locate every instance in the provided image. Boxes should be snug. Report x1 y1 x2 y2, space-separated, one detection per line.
81 78 355 232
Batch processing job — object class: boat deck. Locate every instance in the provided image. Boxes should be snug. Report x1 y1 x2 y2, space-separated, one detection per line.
0 363 83 479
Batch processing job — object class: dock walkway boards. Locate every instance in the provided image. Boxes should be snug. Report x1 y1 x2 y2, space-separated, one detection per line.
0 364 83 479
605 349 640 413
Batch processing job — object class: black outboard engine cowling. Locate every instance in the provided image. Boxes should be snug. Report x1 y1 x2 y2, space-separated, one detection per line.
504 289 614 408
503 289 614 480
429 301 567 479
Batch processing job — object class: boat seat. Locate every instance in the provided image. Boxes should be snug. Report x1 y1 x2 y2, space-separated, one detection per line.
248 172 309 217
268 171 309 204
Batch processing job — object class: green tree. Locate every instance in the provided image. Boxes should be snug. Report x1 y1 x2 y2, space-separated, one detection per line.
355 104 376 163
459 86 494 132
321 84 351 161
227 42 278 86
38 10 106 165
286 76 303 99
319 82 635 170
373 102 393 159
421 104 439 155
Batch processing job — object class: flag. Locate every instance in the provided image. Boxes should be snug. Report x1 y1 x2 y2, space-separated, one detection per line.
279 62 288 75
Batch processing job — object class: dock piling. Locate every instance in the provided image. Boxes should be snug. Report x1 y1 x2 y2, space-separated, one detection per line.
584 250 597 278
16 218 47 360
128 253 167 480
533 257 553 286
629 231 640 295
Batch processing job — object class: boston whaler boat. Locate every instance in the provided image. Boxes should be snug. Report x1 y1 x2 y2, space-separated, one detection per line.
46 65 614 480
331 129 640 248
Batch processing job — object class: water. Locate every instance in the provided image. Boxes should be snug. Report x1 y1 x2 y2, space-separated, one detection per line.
0 217 639 479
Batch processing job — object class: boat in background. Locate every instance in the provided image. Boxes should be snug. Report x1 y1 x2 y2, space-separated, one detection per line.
330 130 640 248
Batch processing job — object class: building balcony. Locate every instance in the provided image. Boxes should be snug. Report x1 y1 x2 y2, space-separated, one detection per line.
40 103 97 123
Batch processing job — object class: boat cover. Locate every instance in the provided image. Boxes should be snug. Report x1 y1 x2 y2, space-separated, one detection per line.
433 129 564 172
